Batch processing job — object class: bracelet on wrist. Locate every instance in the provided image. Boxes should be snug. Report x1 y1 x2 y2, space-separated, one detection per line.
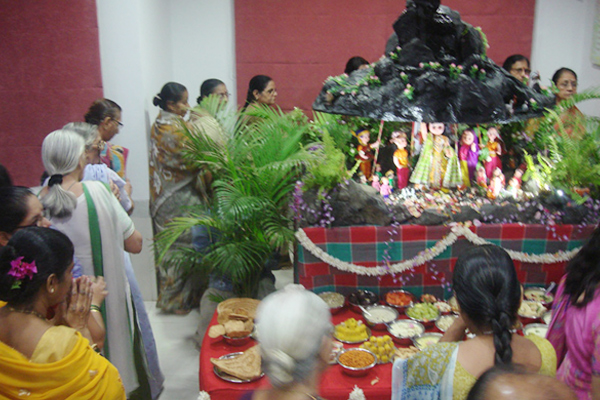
90 305 102 313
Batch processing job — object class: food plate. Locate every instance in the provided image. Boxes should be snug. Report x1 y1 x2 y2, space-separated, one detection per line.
213 352 265 383
334 325 372 344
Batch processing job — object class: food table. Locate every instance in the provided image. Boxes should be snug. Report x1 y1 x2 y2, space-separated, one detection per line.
200 302 457 400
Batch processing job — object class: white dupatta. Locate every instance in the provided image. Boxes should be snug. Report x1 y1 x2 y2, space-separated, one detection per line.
82 181 138 394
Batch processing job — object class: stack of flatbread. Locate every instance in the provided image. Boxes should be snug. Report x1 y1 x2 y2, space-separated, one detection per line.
211 345 262 381
208 298 261 338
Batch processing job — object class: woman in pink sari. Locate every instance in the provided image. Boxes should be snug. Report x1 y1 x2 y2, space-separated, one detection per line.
547 226 600 400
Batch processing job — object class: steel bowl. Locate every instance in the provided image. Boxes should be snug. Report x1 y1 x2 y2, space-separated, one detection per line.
222 333 252 347
523 323 549 338
406 303 441 327
318 291 346 314
523 287 554 307
362 305 399 330
384 290 417 313
435 314 458 333
387 319 425 346
542 311 552 325
518 300 547 325
412 332 443 350
347 290 379 313
337 348 377 377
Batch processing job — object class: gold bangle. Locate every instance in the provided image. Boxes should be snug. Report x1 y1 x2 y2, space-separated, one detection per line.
90 305 101 313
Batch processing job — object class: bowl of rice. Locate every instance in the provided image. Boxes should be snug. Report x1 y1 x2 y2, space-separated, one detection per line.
435 314 458 332
387 319 425 346
362 305 399 330
318 291 345 314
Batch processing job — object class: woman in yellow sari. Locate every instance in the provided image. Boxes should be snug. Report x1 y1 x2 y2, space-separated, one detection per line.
0 227 125 399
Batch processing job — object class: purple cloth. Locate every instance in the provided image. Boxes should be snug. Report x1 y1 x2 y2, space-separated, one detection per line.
547 279 600 399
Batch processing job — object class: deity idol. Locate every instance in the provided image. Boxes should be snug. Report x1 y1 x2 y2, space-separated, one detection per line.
487 167 505 199
392 131 411 190
483 127 502 179
458 129 479 187
380 176 392 199
410 123 460 189
354 129 380 180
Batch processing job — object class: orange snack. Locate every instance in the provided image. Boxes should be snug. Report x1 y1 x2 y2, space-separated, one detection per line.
386 291 413 306
339 350 375 368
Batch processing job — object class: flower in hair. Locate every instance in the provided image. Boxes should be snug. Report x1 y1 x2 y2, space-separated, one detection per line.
8 257 37 290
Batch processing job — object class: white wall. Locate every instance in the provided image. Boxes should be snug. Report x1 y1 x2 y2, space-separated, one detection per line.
96 0 236 300
531 0 600 116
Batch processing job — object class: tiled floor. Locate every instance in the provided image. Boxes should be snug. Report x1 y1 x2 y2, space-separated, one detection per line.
147 268 293 399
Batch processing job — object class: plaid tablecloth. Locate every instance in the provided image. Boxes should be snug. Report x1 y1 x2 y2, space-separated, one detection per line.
296 224 595 299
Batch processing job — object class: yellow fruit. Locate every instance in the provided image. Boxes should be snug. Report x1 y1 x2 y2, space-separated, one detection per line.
381 355 389 363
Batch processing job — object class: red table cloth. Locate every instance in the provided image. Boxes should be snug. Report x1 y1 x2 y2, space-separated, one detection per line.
200 305 446 400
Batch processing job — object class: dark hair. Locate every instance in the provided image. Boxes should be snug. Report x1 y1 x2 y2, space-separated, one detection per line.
84 98 122 125
453 245 521 365
153 82 188 111
552 67 577 86
0 164 12 188
344 56 369 74
0 227 73 306
197 79 225 104
502 54 530 72
0 187 35 234
244 75 273 107
565 226 600 307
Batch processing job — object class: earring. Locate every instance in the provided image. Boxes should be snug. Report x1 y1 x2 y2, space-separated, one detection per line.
50 288 55 293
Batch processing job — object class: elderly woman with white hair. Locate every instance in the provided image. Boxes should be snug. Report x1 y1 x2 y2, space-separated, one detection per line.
240 285 333 400
38 129 162 399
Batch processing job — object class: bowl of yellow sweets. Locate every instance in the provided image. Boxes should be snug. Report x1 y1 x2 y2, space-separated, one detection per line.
360 334 396 364
333 318 371 344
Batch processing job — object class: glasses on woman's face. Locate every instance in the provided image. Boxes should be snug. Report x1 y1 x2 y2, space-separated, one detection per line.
511 67 531 75
112 118 124 127
558 81 578 89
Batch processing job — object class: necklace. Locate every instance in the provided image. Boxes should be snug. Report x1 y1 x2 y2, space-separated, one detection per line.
7 306 47 321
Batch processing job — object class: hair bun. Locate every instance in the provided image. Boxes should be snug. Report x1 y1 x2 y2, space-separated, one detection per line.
152 95 162 107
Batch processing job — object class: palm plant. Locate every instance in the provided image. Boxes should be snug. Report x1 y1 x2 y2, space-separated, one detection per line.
154 97 319 297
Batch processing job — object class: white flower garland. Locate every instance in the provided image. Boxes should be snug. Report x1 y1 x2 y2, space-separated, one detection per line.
295 225 582 276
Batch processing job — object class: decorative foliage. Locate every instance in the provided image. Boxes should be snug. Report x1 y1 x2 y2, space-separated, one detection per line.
449 64 463 79
326 66 381 96
389 46 402 61
155 98 319 296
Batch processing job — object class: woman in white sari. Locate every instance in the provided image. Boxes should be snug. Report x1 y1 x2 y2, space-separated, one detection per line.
38 129 154 399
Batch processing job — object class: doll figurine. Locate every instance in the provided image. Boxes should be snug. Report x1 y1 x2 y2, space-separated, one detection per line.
512 167 524 186
410 123 460 189
487 167 505 199
371 174 381 191
374 163 383 180
392 131 411 190
505 177 520 198
483 127 502 179
354 129 380 180
458 129 479 187
476 165 488 189
379 176 392 199
358 173 368 184
385 170 396 192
